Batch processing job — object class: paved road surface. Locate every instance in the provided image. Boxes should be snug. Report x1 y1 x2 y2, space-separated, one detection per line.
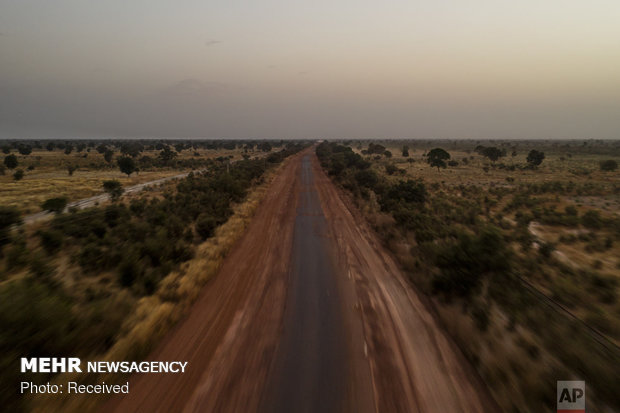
104 149 497 413
258 155 373 413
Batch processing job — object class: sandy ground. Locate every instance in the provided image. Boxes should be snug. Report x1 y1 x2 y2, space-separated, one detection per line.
104 148 496 412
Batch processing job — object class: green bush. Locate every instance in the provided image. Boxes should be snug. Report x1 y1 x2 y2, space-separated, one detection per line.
582 210 603 229
41 197 68 214
354 169 378 189
37 229 63 254
433 226 512 298
103 180 124 200
600 159 618 171
195 214 219 240
0 206 20 252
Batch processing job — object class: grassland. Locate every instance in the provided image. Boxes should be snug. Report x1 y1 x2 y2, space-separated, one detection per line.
0 145 267 215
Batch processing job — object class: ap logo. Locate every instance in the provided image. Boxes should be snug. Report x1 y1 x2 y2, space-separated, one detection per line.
557 381 585 413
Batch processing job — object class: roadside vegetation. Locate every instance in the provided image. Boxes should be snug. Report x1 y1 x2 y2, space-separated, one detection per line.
317 139 620 413
0 139 284 215
0 140 308 412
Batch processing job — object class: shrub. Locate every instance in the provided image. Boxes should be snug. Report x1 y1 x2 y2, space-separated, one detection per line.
0 206 20 251
117 156 137 176
589 273 618 304
385 163 398 175
471 305 490 331
103 180 124 200
433 226 511 298
37 229 64 254
600 160 618 172
526 149 545 167
367 143 386 154
0 279 74 410
3 154 18 169
538 241 555 259
6 238 29 270
383 180 426 206
29 254 55 281
118 253 141 287
582 210 603 229
196 214 218 240
354 169 378 189
41 197 68 214
565 205 578 216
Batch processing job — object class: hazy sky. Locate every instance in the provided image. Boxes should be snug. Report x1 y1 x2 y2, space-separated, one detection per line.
1 0 619 139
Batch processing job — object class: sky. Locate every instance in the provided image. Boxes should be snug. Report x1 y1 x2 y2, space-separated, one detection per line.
1 0 619 139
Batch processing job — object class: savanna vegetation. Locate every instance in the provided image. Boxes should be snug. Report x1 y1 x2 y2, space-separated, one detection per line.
317 139 620 413
0 139 289 215
0 140 308 412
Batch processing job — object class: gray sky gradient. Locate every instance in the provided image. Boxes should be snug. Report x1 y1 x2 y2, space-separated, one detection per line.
1 0 619 139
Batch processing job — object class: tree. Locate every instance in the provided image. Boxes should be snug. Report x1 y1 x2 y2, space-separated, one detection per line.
103 180 124 201
159 146 177 163
402 146 409 157
427 148 450 171
17 144 32 155
46 142 55 151
117 156 137 176
526 149 545 167
120 142 143 157
385 163 398 175
67 165 77 176
64 145 73 155
104 149 114 163
41 197 68 214
257 142 272 152
1 145 10 154
13 169 24 181
481 147 503 163
4 154 18 169
600 160 618 172
367 143 386 154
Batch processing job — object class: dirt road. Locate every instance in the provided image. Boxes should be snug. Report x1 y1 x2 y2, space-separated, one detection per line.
106 149 496 412
23 172 194 225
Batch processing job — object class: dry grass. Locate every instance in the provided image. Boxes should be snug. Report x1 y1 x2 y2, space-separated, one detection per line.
1 148 265 215
0 170 183 215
